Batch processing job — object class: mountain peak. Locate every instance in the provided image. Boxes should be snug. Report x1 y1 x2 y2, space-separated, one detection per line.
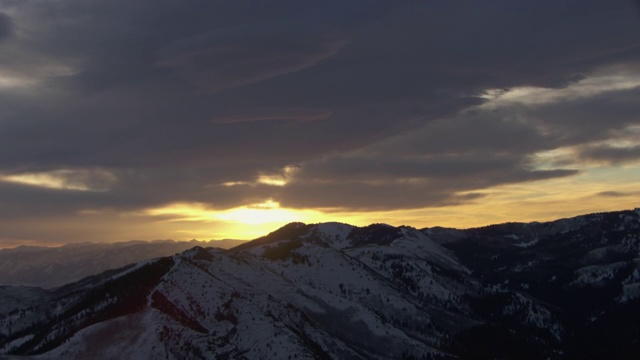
232 221 312 251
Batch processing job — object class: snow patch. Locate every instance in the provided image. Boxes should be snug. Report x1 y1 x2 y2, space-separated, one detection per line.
572 262 628 287
514 239 538 248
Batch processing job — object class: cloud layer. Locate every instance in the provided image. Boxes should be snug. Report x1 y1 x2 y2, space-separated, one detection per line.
1 0 639 244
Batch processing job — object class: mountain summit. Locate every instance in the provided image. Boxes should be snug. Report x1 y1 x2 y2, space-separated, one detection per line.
1 209 639 359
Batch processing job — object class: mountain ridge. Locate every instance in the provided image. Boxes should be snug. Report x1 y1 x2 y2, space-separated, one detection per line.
0 208 638 359
0 239 247 288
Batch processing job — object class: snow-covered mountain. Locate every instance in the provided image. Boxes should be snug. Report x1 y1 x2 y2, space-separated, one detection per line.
0 209 639 359
0 239 246 288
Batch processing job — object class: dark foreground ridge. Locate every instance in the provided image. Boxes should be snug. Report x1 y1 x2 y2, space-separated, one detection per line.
0 208 639 359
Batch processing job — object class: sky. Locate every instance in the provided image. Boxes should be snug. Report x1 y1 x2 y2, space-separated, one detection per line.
1 0 640 247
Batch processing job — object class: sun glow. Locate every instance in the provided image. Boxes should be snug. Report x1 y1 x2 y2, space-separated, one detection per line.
143 159 640 241
256 175 287 186
222 166 297 187
215 200 308 224
146 200 320 225
144 200 336 239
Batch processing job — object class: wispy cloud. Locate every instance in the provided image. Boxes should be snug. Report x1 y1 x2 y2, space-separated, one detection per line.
0 169 117 192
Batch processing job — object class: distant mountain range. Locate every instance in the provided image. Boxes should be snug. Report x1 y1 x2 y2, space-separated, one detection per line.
0 239 246 288
0 209 639 359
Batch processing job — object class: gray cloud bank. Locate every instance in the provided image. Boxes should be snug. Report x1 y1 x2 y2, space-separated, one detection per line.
1 0 639 243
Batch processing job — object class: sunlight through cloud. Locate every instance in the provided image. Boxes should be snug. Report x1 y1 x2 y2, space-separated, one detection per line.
479 66 640 109
0 169 116 191
146 200 328 226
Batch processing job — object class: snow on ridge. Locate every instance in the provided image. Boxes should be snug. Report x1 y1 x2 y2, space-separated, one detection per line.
308 222 354 250
314 222 353 238
502 293 563 340
513 239 539 248
571 261 629 287
393 227 470 274
617 265 640 303
619 282 640 303
136 240 453 359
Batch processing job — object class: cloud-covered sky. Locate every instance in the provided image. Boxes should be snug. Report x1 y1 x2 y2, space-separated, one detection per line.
1 0 639 246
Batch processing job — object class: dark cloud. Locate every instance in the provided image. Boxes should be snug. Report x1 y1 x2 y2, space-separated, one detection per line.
580 145 640 164
237 0 640 109
211 108 332 124
0 0 639 243
526 87 640 147
0 12 12 41
294 153 526 182
596 191 628 197
0 168 279 220
156 31 347 93
377 115 550 157
279 182 488 211
278 147 579 210
278 168 578 211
